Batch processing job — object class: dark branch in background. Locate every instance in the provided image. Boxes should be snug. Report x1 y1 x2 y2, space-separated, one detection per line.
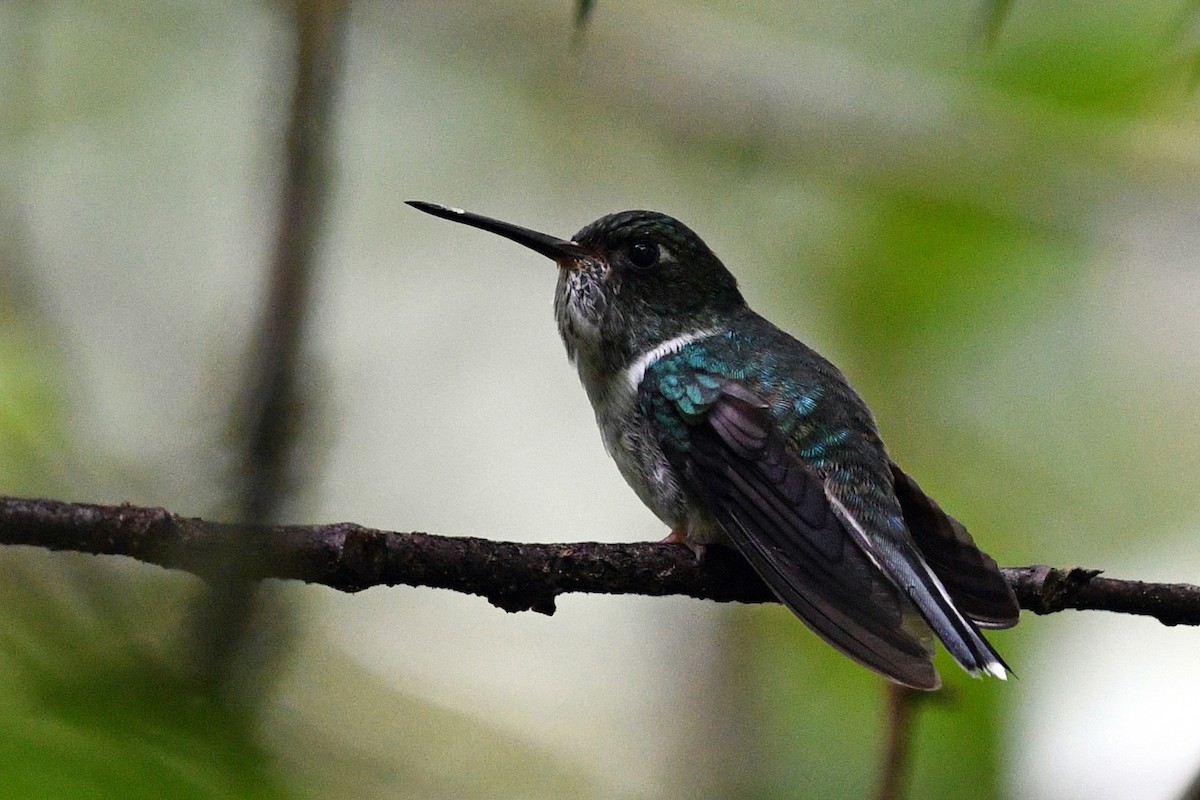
875 685 923 800
978 0 1014 44
575 0 596 30
1181 761 1200 800
3 496 1200 626
234 0 348 524
191 0 350 685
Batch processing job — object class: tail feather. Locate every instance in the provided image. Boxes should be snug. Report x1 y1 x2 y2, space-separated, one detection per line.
902 557 1011 679
827 480 1011 680
890 461 1020 630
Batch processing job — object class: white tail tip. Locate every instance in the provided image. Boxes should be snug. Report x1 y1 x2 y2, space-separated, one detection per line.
980 661 1008 680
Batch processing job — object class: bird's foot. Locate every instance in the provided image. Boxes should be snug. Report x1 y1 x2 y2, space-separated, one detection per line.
660 527 706 563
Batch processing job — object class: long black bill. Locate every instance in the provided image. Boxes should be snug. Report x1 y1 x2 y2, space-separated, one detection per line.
406 201 587 263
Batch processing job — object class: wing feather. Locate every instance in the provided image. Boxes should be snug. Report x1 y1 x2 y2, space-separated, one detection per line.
675 385 940 689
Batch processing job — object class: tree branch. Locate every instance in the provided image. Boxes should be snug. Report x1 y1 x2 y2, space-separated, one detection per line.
2 496 1199 625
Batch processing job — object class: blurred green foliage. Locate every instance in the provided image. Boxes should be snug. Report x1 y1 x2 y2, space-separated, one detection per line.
0 552 285 799
0 325 69 496
2 0 1199 798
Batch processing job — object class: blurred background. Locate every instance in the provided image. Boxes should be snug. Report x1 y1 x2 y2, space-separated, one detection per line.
2 0 1200 798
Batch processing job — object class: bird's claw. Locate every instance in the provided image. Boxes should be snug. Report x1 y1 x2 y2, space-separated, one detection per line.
661 528 706 563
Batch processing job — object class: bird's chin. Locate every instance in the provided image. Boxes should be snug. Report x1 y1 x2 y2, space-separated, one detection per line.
554 270 607 356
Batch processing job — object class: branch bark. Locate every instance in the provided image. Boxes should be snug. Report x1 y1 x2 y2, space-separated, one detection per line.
2 496 1199 626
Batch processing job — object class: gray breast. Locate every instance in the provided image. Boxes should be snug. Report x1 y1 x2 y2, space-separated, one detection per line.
589 382 685 526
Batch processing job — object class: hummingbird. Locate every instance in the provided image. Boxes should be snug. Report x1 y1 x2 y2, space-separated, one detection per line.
408 201 1019 690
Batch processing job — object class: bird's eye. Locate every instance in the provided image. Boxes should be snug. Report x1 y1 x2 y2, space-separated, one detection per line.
627 241 658 269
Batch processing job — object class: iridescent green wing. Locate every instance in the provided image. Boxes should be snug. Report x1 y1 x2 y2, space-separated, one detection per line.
641 346 938 689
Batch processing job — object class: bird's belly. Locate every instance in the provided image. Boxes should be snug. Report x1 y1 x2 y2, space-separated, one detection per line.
594 403 724 543
598 409 679 521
